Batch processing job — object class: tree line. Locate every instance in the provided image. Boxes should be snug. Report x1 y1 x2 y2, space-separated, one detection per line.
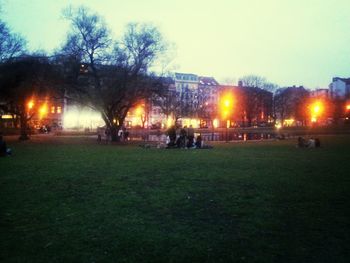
0 6 167 141
1 6 342 141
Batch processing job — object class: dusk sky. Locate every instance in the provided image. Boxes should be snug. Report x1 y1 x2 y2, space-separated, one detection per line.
1 0 350 89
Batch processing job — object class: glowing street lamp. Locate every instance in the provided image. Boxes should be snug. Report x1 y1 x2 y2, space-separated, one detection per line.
135 105 146 128
221 94 233 119
310 101 324 124
220 93 233 142
27 100 34 110
39 104 48 119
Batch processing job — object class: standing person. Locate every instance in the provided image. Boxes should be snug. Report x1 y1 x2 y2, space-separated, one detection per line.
187 125 195 148
124 128 129 141
179 126 187 148
105 127 111 143
166 125 176 147
118 128 124 141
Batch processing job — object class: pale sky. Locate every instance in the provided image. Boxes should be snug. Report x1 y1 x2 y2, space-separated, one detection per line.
1 0 350 89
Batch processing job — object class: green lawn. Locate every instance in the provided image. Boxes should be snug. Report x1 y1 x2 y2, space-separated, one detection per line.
1 136 349 263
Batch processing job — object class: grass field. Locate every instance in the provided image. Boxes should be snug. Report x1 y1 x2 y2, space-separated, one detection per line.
1 135 350 263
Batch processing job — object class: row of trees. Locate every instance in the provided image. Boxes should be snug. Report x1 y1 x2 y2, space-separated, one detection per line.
0 6 168 141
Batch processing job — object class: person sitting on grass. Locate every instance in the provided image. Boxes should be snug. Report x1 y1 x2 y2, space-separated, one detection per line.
308 137 316 148
315 138 321 148
297 136 307 148
0 135 11 157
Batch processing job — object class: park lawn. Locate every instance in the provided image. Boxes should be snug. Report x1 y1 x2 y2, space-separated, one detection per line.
0 136 349 263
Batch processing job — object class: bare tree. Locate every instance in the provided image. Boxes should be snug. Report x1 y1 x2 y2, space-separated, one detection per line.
0 20 26 62
274 86 309 126
152 85 182 126
239 74 278 92
61 6 166 141
239 75 267 87
273 88 289 126
240 87 272 127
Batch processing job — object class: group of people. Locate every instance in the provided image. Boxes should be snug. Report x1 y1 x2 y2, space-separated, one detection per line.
117 128 129 141
297 137 321 148
39 125 51 133
166 125 202 149
97 126 129 143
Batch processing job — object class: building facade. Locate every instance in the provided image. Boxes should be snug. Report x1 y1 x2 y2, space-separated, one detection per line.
197 76 220 127
329 77 350 99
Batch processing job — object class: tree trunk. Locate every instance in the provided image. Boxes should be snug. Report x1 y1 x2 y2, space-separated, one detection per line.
110 125 119 142
19 113 29 140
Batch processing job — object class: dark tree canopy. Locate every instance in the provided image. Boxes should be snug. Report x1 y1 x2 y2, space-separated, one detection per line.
0 56 60 139
274 86 310 126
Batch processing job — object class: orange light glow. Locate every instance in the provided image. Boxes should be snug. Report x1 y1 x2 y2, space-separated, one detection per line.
27 100 34 109
166 117 173 128
1 114 13 119
39 104 48 118
314 105 320 113
311 101 324 115
346 104 350 110
220 92 234 119
309 101 325 124
283 119 295 126
135 106 144 116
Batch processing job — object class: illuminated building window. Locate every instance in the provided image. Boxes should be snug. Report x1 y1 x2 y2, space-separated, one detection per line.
51 106 55 114
57 106 62 114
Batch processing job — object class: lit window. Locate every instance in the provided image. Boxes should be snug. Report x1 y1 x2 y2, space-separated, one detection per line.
51 106 55 114
57 106 61 114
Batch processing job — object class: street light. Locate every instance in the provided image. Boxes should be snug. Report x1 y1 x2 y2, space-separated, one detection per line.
134 105 145 128
220 93 233 142
27 100 34 110
310 101 324 125
39 104 48 119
